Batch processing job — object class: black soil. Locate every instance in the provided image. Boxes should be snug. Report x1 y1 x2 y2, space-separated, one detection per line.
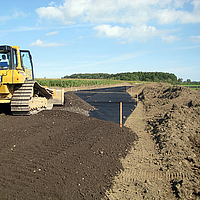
0 92 137 199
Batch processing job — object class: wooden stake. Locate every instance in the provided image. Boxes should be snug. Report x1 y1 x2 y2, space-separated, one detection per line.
120 102 122 127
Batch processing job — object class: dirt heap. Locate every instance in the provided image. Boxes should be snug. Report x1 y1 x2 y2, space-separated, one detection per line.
142 84 200 199
53 92 95 116
105 83 200 199
0 92 137 199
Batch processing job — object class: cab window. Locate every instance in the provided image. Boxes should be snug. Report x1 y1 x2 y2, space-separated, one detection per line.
20 51 33 80
13 49 18 69
0 52 10 70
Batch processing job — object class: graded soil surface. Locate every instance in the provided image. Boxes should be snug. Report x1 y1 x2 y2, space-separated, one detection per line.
0 83 199 200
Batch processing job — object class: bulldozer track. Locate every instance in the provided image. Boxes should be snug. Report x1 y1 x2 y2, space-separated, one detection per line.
117 168 193 183
11 80 53 115
11 81 34 115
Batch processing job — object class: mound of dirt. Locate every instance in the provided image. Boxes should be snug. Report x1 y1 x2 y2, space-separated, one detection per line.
53 92 95 116
142 84 200 199
0 93 137 199
105 83 200 199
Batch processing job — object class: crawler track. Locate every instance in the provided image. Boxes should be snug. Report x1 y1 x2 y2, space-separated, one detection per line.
11 80 53 115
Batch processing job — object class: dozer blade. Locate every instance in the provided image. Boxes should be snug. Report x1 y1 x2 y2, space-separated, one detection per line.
49 88 65 105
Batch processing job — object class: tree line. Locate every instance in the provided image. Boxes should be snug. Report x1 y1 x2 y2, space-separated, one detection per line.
63 72 178 83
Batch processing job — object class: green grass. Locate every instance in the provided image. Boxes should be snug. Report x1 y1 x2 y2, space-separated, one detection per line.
35 78 123 88
169 84 199 89
180 85 199 87
126 80 150 84
179 85 199 89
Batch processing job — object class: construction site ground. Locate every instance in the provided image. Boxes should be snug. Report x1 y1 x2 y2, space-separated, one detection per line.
0 83 199 199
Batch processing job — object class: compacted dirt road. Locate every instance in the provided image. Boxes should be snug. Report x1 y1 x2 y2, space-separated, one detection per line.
0 83 199 199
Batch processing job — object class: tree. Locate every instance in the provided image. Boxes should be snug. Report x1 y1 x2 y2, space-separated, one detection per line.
178 78 183 83
186 79 191 84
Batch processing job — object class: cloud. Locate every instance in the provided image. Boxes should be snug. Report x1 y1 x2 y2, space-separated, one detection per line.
104 51 147 63
29 39 67 47
71 51 146 68
162 35 180 42
0 11 28 23
93 24 165 43
35 0 200 43
0 15 10 23
15 26 41 32
78 36 83 40
36 0 200 25
49 2 56 6
36 5 74 25
46 31 59 36
0 26 42 35
36 6 63 20
190 35 200 42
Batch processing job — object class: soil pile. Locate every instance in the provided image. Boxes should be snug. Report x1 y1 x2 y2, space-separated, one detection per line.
0 92 137 199
105 83 200 199
53 92 95 116
142 84 200 199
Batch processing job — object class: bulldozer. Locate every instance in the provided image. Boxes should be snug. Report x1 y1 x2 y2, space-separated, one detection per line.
0 45 64 115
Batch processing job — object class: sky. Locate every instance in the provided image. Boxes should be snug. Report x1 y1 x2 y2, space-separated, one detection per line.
1 0 200 81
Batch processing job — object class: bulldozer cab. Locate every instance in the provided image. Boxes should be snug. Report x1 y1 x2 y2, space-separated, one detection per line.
0 45 34 82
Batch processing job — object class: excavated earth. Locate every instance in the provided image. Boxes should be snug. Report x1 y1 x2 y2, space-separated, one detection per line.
0 83 200 200
0 91 137 200
104 83 200 200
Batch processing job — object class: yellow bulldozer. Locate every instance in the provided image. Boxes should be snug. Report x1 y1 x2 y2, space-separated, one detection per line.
0 45 64 115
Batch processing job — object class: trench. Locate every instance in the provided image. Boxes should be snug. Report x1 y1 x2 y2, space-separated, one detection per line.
74 86 136 125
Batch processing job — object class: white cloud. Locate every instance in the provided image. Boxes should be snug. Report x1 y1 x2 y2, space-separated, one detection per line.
37 6 63 21
162 35 180 42
93 24 165 43
15 26 40 32
190 35 200 42
49 2 56 6
0 15 10 23
78 36 83 39
0 11 28 23
46 31 59 36
29 39 67 47
36 0 200 25
104 51 147 63
35 0 200 43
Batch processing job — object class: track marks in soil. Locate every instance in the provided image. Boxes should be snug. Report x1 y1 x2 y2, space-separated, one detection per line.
104 103 176 200
104 83 200 200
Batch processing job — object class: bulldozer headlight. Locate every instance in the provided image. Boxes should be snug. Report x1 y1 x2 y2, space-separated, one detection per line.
0 76 2 83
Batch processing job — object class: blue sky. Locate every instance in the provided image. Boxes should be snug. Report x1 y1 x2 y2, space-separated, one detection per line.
1 0 200 81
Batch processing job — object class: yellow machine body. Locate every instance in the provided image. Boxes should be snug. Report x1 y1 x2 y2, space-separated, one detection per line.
0 45 64 115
